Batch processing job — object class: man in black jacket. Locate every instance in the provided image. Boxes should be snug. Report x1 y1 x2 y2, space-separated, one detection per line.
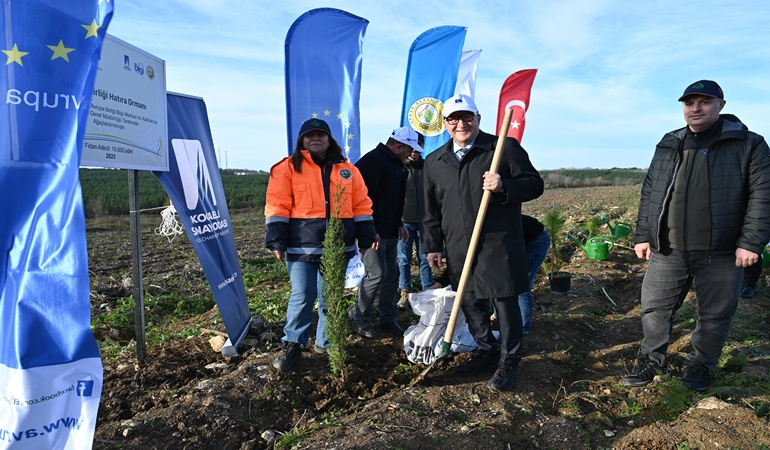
422 94 543 391
622 80 770 391
351 127 422 338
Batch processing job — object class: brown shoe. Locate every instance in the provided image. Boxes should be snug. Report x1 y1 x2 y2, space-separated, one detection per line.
397 289 411 310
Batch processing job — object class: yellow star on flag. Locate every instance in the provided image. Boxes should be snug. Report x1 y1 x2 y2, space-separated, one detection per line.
82 19 101 39
345 145 351 152
311 112 319 118
344 121 351 128
347 133 354 140
47 40 75 62
323 109 331 116
336 112 343 119
3 44 29 66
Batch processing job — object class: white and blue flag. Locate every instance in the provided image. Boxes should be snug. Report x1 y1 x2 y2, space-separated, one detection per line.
1 1 113 448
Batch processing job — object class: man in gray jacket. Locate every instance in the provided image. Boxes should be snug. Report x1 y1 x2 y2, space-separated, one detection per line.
622 80 770 391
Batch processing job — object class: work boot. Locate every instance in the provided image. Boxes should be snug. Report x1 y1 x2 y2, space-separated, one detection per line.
273 342 302 371
313 344 328 354
682 360 709 392
621 354 667 387
397 289 411 310
354 320 376 339
378 320 405 336
487 361 520 391
455 349 500 376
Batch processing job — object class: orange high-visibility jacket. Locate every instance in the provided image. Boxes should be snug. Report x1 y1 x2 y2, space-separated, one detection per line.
265 150 376 262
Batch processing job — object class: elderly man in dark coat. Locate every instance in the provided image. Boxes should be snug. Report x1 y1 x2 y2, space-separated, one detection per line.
422 94 544 391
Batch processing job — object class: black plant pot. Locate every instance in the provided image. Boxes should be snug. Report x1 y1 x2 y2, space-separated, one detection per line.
549 271 571 294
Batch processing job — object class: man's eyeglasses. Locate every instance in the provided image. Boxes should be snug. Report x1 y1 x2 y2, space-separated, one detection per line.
444 113 476 125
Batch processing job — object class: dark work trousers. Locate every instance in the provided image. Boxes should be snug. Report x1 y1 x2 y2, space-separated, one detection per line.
640 249 742 369
353 238 399 325
461 289 523 365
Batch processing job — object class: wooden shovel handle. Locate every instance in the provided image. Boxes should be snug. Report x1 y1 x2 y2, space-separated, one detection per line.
443 107 514 345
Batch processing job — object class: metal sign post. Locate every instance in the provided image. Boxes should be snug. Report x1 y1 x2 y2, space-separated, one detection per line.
128 169 146 362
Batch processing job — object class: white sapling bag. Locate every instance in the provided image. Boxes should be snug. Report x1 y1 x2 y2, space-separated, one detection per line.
403 286 477 365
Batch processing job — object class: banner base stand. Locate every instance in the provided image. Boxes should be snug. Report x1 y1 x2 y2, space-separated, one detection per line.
221 317 253 356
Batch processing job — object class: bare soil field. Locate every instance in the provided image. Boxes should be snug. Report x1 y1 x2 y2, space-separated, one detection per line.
88 185 770 450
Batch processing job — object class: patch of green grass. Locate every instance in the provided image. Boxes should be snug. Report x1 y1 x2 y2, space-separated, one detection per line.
657 380 693 421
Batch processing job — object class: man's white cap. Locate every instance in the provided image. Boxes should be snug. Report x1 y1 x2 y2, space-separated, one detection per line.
392 127 424 152
442 94 478 117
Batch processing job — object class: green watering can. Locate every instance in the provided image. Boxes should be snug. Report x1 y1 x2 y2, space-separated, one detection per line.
568 233 615 261
600 215 632 239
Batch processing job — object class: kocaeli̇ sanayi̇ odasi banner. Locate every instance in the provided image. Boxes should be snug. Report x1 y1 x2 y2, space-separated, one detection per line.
154 93 252 353
0 1 113 449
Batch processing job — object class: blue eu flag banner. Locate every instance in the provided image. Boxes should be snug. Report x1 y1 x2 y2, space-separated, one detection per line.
401 26 467 155
155 93 253 355
285 8 368 163
0 1 112 448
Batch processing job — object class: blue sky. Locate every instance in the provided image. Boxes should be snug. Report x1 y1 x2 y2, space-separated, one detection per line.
107 1 770 171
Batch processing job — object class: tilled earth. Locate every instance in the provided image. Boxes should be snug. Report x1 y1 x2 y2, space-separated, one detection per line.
89 185 770 449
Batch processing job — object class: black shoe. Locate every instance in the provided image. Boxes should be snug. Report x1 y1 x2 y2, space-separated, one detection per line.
378 321 405 336
682 360 709 391
487 362 520 391
455 349 500 376
621 354 666 387
273 342 302 371
740 284 756 298
355 321 376 338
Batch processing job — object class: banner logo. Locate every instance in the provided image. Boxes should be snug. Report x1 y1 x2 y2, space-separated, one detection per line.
76 380 94 397
171 139 217 210
407 97 445 137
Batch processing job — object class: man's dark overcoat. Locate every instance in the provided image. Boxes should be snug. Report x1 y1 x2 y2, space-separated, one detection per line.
422 130 544 299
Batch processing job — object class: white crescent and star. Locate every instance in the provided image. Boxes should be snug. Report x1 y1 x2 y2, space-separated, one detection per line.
505 100 527 129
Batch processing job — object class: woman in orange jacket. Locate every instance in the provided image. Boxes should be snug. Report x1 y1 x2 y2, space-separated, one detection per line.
265 118 377 371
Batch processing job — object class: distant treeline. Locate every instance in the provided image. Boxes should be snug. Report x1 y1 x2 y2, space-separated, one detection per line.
79 168 268 217
80 167 644 217
540 168 646 189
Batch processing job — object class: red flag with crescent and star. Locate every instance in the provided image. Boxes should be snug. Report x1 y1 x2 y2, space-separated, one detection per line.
496 69 537 142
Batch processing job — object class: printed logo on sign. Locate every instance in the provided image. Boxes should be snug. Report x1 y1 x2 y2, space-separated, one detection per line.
339 169 352 180
76 380 94 397
407 97 445 137
147 65 155 80
171 139 229 241
123 54 130 70
172 139 217 210
134 62 144 76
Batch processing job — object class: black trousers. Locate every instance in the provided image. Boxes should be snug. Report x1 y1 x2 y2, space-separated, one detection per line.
460 290 522 364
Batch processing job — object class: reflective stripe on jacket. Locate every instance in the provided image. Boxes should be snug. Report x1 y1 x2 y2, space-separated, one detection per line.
265 150 376 262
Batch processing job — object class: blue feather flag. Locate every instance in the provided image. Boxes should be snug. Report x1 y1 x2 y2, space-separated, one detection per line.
285 8 368 163
400 26 467 155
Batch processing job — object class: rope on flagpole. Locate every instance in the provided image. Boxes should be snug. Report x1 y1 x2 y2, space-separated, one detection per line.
154 203 185 242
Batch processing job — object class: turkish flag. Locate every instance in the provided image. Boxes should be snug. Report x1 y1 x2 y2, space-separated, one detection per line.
496 69 537 142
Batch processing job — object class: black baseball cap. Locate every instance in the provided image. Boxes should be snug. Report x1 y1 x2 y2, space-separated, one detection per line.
298 118 331 137
678 80 724 102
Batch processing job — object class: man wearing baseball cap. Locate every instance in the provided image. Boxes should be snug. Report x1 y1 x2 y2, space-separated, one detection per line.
623 80 770 391
421 94 544 391
351 127 422 338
